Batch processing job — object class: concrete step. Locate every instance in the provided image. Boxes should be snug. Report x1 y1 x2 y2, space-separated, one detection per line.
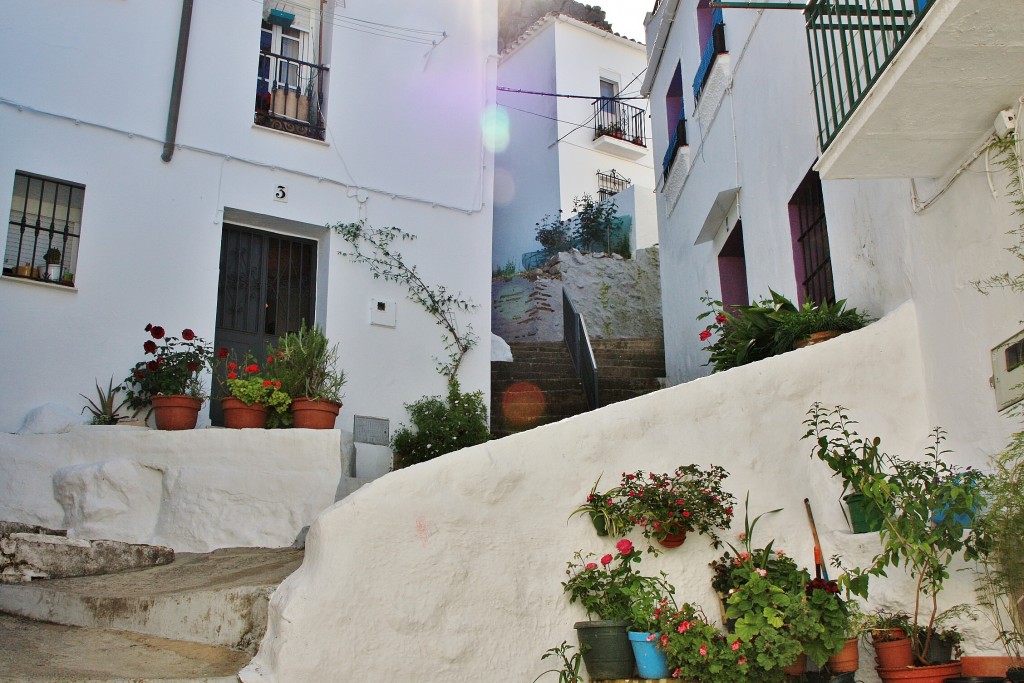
596 365 666 379
0 546 302 654
492 377 584 392
0 612 247 682
492 362 579 379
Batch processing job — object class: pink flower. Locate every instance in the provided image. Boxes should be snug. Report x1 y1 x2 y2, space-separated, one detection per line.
600 554 613 566
585 562 598 570
738 657 747 666
672 669 681 678
646 634 656 642
677 620 691 633
755 568 767 577
616 539 634 555
699 644 708 656
731 640 741 651
699 329 712 341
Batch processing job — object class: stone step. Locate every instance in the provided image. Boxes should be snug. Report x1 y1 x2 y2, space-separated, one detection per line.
0 612 247 682
0 546 302 654
595 365 666 379
492 377 584 392
590 337 665 350
492 362 579 379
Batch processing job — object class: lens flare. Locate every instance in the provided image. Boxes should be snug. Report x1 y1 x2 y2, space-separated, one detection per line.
501 381 546 428
482 105 510 153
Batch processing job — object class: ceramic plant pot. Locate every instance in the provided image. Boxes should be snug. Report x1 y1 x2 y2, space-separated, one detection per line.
574 620 634 680
873 636 914 669
876 661 961 683
221 397 268 429
628 631 670 679
291 398 341 429
151 395 201 431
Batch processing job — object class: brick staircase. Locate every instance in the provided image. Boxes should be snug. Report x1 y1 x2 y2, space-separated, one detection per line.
491 337 665 439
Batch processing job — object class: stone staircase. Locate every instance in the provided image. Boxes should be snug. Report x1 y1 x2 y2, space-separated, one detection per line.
490 337 665 438
0 546 302 682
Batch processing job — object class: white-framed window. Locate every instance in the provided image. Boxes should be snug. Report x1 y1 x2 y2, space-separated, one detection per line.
3 171 84 287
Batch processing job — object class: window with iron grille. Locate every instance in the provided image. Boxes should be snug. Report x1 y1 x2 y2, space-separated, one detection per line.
597 169 631 203
789 170 834 306
4 171 84 287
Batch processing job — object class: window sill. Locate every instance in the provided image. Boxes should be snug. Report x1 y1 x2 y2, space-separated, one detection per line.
252 123 331 147
2 274 78 292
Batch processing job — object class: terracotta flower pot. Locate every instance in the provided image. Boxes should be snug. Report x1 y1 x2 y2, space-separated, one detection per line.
657 528 688 548
221 397 268 429
873 636 914 669
828 637 860 673
876 661 962 682
793 329 844 349
784 652 808 676
150 395 201 430
291 397 341 429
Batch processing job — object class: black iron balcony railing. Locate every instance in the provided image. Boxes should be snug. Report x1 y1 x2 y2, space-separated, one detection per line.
597 169 631 202
806 0 933 151
255 49 329 141
693 8 727 101
593 99 647 147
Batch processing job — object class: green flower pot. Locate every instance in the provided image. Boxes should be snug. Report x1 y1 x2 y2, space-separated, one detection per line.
574 620 634 680
844 492 884 533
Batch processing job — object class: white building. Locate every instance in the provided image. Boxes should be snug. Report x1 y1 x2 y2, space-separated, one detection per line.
0 0 498 475
492 13 658 270
642 0 1024 447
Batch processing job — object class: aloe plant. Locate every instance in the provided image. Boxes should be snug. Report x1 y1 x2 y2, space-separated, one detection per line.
80 377 130 425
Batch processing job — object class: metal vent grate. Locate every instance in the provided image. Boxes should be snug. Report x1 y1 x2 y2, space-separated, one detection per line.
353 415 389 445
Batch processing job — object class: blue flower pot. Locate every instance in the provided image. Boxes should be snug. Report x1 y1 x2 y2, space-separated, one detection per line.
628 631 670 679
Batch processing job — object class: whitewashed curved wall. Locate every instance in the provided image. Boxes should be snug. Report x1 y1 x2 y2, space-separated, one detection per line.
242 304 1013 683
0 0 497 437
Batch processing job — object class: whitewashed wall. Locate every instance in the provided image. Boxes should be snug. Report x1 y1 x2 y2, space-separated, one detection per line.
493 16 656 269
644 4 1021 448
0 0 497 446
241 304 1013 683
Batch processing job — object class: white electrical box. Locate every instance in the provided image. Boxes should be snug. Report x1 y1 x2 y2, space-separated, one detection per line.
992 328 1024 411
994 109 1017 139
370 298 396 327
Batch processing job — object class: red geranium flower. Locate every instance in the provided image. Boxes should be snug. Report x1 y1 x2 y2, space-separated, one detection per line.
217 348 230 359
263 380 272 387
146 360 159 372
150 326 165 340
181 328 195 341
187 362 198 372
227 362 237 371
133 370 145 380
246 364 259 374
266 356 274 363
274 381 281 388
143 340 157 354
227 371 237 380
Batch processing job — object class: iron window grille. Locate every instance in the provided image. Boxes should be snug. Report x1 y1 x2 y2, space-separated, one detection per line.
4 171 84 287
597 169 631 202
791 171 835 306
255 21 329 141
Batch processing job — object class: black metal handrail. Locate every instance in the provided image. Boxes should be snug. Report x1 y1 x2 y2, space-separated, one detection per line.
255 49 329 141
563 288 600 411
592 99 647 147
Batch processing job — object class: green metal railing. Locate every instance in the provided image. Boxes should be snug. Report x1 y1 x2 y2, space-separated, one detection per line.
806 0 934 151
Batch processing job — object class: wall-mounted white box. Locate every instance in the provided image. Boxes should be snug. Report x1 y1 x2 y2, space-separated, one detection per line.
992 328 1024 411
370 298 396 327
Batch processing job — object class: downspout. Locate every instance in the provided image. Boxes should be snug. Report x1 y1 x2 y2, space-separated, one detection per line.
162 0 194 162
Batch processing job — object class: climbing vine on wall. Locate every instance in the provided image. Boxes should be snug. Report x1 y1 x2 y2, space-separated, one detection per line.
975 134 1024 295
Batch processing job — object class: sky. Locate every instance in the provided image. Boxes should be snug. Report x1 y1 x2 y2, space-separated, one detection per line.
598 0 653 43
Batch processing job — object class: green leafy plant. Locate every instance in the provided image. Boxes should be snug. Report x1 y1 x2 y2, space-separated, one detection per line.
655 603 752 683
80 377 130 425
710 498 797 598
123 324 213 412
616 465 736 547
533 641 587 683
534 209 574 260
974 134 1024 295
571 194 619 255
335 221 477 385
44 247 61 265
271 322 346 403
562 538 661 622
696 290 798 372
492 260 517 279
213 349 291 424
769 298 870 354
806 405 988 664
973 427 1024 667
390 381 489 468
569 475 629 538
863 608 912 642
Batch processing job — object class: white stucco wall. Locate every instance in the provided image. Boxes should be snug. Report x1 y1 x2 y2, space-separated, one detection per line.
0 0 497 458
242 303 1013 683
493 16 657 269
642 3 1022 450
0 427 346 553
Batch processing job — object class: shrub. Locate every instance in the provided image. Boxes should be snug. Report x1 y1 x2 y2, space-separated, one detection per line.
391 381 489 468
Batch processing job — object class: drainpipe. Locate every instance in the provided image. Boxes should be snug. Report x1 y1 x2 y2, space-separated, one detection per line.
162 0 194 162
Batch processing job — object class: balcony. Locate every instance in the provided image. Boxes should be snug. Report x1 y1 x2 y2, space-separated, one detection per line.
592 99 648 160
693 8 727 102
809 0 1024 179
255 50 329 141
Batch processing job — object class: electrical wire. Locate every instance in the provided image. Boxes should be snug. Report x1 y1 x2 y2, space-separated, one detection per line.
500 103 653 142
498 87 647 100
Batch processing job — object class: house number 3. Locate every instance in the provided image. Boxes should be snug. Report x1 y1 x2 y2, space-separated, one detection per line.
275 185 288 202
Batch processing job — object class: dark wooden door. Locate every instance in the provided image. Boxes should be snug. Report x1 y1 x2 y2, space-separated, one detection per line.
212 224 317 424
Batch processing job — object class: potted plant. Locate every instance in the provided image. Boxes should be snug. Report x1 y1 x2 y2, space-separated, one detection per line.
810 407 987 681
562 538 659 680
44 247 61 280
79 377 131 425
273 322 346 428
770 298 870 353
616 464 736 548
570 475 628 537
973 426 1024 681
213 349 291 429
696 290 798 372
626 571 676 679
656 602 752 682
122 324 213 430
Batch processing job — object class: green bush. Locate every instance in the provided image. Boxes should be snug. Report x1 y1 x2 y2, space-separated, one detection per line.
391 381 489 468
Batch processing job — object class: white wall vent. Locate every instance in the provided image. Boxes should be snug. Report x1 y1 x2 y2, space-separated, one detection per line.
353 415 389 445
